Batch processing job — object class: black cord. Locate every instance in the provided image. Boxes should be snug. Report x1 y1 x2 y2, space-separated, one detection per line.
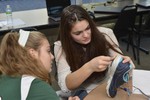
133 86 150 98
120 86 150 99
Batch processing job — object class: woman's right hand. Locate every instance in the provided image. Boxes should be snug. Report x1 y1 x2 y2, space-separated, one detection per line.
87 56 114 72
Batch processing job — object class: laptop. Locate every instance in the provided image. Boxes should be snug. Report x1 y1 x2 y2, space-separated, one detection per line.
136 1 150 9
45 0 71 21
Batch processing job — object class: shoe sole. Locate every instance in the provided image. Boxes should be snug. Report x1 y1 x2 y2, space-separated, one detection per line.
106 55 123 97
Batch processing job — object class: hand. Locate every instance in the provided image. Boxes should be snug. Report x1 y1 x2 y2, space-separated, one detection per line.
122 56 131 63
87 56 114 72
68 96 80 100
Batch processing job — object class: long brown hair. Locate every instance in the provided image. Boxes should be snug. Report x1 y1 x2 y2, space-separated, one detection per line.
58 5 122 80
0 31 51 84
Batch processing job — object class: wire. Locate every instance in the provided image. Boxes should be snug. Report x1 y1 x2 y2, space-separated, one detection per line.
120 85 150 100
120 86 150 98
133 86 150 98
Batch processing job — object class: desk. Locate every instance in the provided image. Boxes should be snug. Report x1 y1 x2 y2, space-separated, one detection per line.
0 8 117 36
0 8 59 35
94 0 150 14
84 80 147 100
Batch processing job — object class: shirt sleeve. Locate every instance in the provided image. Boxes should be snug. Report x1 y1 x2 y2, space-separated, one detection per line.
54 41 71 93
27 79 59 100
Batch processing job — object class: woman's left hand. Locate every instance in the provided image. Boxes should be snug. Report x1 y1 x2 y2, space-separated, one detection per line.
122 56 131 63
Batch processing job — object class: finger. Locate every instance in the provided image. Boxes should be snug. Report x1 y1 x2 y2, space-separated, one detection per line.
97 61 112 71
98 66 108 71
122 56 130 63
122 59 129 63
99 60 112 67
99 56 114 61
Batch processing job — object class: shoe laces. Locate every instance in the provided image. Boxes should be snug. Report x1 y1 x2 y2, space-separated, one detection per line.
119 86 132 96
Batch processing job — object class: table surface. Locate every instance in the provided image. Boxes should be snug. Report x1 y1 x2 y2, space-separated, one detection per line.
0 8 116 35
84 79 147 100
94 0 150 14
0 8 59 33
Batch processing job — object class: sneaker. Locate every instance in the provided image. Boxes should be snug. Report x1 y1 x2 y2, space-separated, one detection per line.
106 55 132 97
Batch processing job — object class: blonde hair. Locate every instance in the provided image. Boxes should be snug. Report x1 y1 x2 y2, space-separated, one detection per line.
0 31 51 84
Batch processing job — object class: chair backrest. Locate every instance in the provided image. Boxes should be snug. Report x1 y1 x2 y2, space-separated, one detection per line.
113 5 137 39
143 12 150 29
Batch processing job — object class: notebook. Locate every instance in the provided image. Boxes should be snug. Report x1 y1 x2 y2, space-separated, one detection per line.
45 0 71 21
136 1 150 9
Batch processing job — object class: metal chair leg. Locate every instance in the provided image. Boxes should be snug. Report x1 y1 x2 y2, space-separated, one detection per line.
131 35 137 61
136 32 141 65
126 33 136 60
126 34 130 52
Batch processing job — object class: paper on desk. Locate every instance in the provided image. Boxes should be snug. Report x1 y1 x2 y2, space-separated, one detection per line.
0 18 25 27
12 18 25 26
0 20 7 27
132 69 150 95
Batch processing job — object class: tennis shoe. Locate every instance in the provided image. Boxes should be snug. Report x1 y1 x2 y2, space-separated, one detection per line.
106 55 132 97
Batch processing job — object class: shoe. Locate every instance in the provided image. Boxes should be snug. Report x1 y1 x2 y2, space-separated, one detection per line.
106 55 132 97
